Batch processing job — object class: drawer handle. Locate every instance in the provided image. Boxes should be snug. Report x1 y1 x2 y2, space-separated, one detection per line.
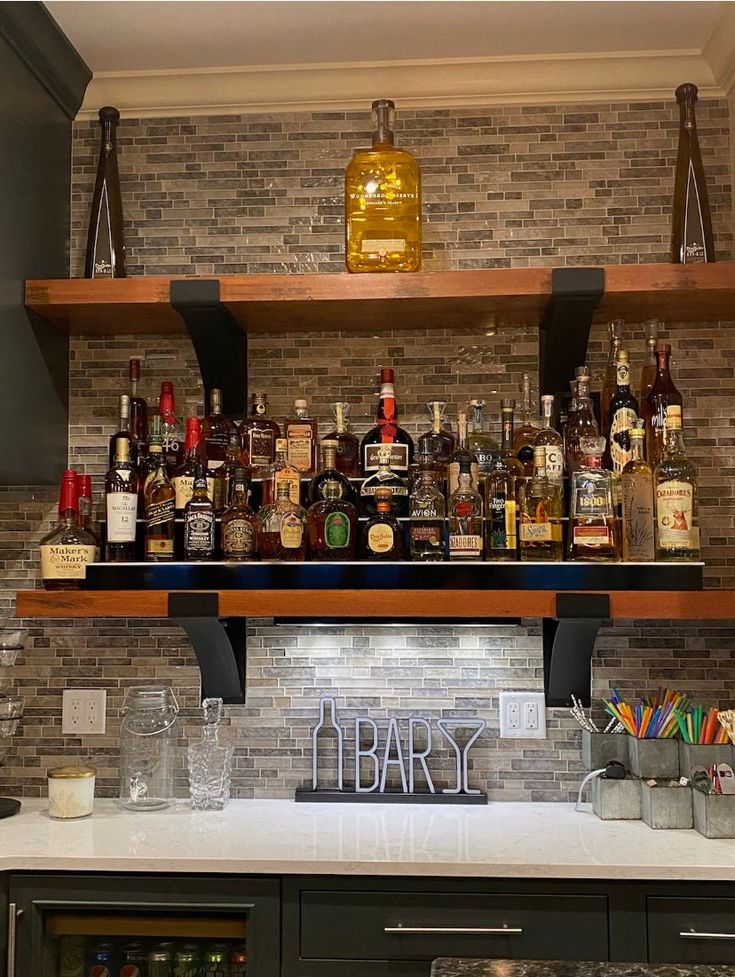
680 931 735 941
384 926 523 935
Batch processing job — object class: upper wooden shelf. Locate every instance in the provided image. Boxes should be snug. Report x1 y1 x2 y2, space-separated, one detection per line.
24 263 735 335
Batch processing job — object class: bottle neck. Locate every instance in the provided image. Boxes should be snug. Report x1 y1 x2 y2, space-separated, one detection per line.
376 502 391 514
583 455 602 469
334 404 346 433
629 438 645 463
457 471 472 492
377 381 397 423
372 104 394 147
323 446 337 469
184 425 200 460
501 411 514 451
276 485 291 502
471 403 484 432
251 398 268 418
101 119 116 155
457 414 468 449
656 349 672 381
664 425 686 456
432 404 442 433
540 401 554 431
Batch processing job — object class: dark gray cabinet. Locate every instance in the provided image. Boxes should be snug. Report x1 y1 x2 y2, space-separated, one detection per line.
648 897 735 964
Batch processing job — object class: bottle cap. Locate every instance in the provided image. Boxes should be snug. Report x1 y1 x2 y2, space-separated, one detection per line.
58 469 80 515
675 83 698 104
665 405 683 429
159 381 175 415
655 342 672 354
541 394 555 404
630 423 645 439
119 394 130 418
469 398 485 408
98 106 121 125
210 388 223 413
501 399 516 410
294 398 308 409
77 474 92 499
251 391 267 401
372 99 396 111
129 358 141 381
458 455 472 474
380 367 395 383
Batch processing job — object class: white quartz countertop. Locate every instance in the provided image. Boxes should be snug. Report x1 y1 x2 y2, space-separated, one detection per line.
1 798 734 879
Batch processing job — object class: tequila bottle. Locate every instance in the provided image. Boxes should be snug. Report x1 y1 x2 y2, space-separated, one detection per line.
600 320 623 437
639 319 659 403
534 394 564 487
307 479 358 561
621 425 655 562
467 399 498 481
518 446 563 561
324 402 360 477
409 456 446 561
84 106 126 278
345 99 421 273
654 405 699 561
513 373 540 475
565 368 598 474
485 449 518 562
447 456 483 561
360 488 405 560
187 698 234 811
498 400 526 483
568 436 619 562
417 401 455 465
447 411 479 496
671 83 715 264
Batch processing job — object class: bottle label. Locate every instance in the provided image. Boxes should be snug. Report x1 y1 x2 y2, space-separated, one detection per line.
223 519 256 556
449 534 482 557
364 444 409 473
280 513 304 548
656 480 695 550
474 447 495 474
367 523 394 553
162 433 181 458
573 525 613 546
573 486 609 518
287 425 314 472
610 407 638 473
622 473 655 560
361 482 409 498
106 493 138 542
145 538 174 557
146 497 174 529
543 446 564 481
174 475 215 509
520 522 558 543
410 522 444 546
325 512 351 549
361 239 406 254
488 496 517 550
249 429 274 466
274 470 302 505
447 461 479 496
184 511 215 553
40 544 96 580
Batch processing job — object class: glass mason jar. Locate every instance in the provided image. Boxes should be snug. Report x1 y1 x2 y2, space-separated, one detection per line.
119 686 179 811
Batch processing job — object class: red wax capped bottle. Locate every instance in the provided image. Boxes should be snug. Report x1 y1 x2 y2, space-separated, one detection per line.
360 367 414 476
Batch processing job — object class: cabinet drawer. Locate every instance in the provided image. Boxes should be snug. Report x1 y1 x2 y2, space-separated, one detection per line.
300 890 608 962
649 897 735 963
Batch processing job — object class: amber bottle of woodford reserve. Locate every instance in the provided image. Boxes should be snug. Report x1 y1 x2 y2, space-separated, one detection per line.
345 99 421 273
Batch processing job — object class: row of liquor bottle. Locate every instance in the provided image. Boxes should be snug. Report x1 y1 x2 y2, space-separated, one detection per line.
59 935 246 976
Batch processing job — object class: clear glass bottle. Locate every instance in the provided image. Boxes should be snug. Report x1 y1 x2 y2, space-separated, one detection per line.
144 426 176 562
201 387 237 469
654 405 699 561
307 479 358 561
40 470 97 590
568 435 620 562
562 379 579 471
239 392 281 475
345 98 421 273
448 455 483 561
534 394 564 487
158 381 184 473
467 399 498 482
498 399 526 484
105 437 139 562
409 455 446 561
221 468 259 562
485 448 518 563
417 401 456 465
360 367 414 476
607 350 640 475
108 394 136 469
308 439 356 504
284 398 319 475
519 446 563 562
639 319 659 404
360 487 405 560
621 424 655 562
513 373 540 475
447 411 479 496
360 443 409 516
84 106 126 278
671 82 715 264
565 368 599 474
119 686 179 811
258 481 309 561
187 697 234 811
324 402 360 476
644 343 683 467
600 319 623 437
262 437 302 507
183 464 216 561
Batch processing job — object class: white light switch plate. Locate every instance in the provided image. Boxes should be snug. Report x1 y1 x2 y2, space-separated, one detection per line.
499 691 546 739
62 689 107 734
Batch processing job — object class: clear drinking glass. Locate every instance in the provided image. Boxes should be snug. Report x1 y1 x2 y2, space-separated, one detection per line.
188 697 234 810
119 686 179 811
0 627 26 667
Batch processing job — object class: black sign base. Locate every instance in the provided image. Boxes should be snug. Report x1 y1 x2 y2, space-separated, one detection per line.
295 789 488 805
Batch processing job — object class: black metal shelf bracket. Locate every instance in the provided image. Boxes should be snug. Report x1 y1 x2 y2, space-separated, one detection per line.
543 593 610 708
168 592 246 704
170 278 247 417
539 267 605 399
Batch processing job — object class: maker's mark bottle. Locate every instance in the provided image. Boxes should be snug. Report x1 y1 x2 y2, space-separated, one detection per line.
85 106 126 278
345 99 421 273
670 83 715 264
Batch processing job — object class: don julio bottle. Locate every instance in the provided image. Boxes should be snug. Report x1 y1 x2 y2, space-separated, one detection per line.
670 83 715 264
84 106 126 278
345 99 421 273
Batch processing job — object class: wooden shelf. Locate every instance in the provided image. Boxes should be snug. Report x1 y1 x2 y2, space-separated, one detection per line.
24 262 735 335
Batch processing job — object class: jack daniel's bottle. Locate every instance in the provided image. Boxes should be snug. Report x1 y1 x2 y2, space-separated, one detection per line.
85 107 126 278
670 83 715 264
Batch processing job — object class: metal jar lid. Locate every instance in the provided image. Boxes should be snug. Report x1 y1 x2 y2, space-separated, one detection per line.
47 764 96 779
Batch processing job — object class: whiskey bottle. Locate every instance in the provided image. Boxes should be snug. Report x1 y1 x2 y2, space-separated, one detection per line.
519 447 563 562
643 343 683 467
77 473 101 561
159 381 184 473
105 437 139 562
639 319 659 404
84 106 126 278
568 436 619 562
345 98 421 273
201 388 237 469
600 320 623 437
534 395 564 487
262 437 302 507
240 392 281 475
221 468 259 562
360 443 409 516
447 411 479 496
498 400 526 483
127 357 148 456
307 439 356 504
108 394 136 468
671 83 715 264
324 402 360 477
144 427 175 561
654 405 699 561
621 424 655 562
417 401 456 465
607 350 640 475
447 455 483 561
513 374 540 475
215 433 245 511
361 367 414 476
307 479 358 561
409 455 446 561
183 465 216 561
565 368 599 474
284 398 319 475
467 400 498 482
258 481 308 561
174 418 214 514
360 487 405 560
40 470 97 590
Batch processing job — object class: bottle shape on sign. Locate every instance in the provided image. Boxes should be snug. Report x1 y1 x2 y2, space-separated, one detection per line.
654 405 699 561
40 470 97 589
360 367 414 476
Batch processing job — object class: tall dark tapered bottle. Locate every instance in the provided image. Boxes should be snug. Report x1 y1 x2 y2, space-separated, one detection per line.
84 106 126 278
670 83 715 264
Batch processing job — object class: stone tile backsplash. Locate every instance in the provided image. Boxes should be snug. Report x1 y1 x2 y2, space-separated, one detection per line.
1 98 733 800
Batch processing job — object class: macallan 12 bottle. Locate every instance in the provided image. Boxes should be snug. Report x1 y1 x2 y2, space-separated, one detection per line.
40 470 97 589
345 99 421 273
361 367 414 476
105 437 139 562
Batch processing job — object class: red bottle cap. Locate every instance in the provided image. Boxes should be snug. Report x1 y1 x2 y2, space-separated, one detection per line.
159 380 175 416
58 469 80 515
129 358 141 381
77 474 92 500
380 367 394 383
184 416 201 452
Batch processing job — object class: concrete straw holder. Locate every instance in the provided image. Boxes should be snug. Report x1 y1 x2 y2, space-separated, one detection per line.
640 780 693 830
582 730 629 771
692 790 735 839
678 741 734 779
592 775 641 820
627 737 679 779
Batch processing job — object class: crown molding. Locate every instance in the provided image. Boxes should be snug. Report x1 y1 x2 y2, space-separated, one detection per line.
77 50 724 119
703 3 735 97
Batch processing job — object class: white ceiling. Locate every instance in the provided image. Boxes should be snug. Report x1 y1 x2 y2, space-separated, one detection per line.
46 1 727 72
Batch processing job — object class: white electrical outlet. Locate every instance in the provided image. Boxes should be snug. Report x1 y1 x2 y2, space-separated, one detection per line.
499 691 546 739
62 689 107 735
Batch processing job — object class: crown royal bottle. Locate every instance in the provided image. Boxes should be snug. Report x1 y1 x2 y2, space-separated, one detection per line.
85 106 126 278
670 83 715 264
